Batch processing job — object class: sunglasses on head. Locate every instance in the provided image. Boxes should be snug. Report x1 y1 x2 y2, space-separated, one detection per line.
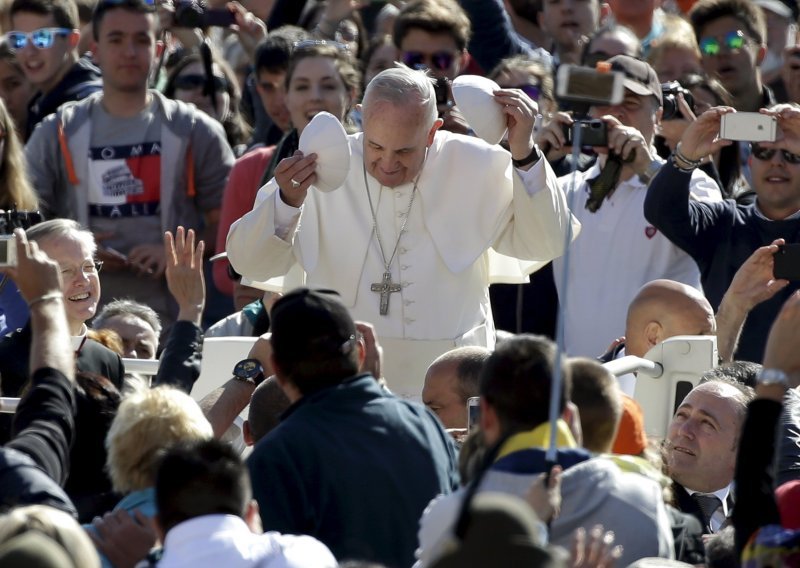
293 39 349 52
751 143 800 164
699 30 748 56
173 73 228 92
402 50 455 72
5 27 71 50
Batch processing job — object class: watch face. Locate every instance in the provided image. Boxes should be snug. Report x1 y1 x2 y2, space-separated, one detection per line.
235 358 262 379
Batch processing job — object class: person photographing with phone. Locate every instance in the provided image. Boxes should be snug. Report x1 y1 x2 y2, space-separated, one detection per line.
539 55 722 358
644 103 800 362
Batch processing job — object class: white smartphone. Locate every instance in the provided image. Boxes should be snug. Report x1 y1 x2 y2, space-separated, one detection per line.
556 64 625 106
0 235 17 267
719 112 777 142
467 397 480 430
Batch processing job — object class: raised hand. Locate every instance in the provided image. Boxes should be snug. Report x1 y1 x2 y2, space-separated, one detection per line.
274 150 318 208
164 227 205 324
678 106 735 162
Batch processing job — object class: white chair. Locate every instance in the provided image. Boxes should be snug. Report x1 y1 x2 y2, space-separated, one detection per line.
603 335 718 439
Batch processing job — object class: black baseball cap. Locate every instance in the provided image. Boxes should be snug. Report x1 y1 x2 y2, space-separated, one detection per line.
606 55 663 106
269 288 357 362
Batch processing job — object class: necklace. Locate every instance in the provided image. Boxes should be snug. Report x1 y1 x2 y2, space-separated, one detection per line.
362 161 421 315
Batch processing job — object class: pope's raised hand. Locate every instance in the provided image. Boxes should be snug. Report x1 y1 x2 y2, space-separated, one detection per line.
274 150 318 208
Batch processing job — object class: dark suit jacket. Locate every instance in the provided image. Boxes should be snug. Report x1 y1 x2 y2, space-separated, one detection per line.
672 481 734 536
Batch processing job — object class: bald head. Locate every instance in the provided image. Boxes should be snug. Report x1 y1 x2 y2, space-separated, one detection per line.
422 346 489 429
625 280 716 358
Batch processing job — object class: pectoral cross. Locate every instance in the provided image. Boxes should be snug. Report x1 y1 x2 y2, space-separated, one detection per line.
371 271 402 315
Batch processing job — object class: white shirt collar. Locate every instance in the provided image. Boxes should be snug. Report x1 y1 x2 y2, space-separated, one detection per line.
754 200 800 221
686 484 732 518
71 324 88 351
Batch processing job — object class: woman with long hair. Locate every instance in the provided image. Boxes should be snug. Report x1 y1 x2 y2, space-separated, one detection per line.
213 41 361 302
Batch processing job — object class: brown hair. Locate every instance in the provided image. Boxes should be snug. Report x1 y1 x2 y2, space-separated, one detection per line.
393 0 471 52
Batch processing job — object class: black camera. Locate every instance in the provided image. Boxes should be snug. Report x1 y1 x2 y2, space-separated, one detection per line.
661 81 695 121
432 77 451 107
0 209 42 235
173 1 236 28
562 119 608 146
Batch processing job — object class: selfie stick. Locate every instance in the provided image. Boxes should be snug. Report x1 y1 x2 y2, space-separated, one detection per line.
545 121 584 476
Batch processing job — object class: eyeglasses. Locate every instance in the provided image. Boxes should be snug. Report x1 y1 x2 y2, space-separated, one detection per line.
60 260 103 280
402 50 455 72
515 84 541 101
173 73 228 92
5 28 72 50
751 143 800 164
293 39 349 52
699 30 749 56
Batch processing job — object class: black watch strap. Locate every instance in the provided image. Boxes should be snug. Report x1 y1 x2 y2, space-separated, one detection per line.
512 145 541 168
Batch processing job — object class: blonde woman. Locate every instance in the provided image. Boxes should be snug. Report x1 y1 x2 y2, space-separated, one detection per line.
86 385 213 568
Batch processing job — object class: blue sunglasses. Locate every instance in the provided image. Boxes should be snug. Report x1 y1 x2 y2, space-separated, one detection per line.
5 28 72 50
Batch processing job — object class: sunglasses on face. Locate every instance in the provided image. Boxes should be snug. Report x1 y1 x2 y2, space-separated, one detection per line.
5 28 71 50
173 73 228 92
402 50 455 72
699 30 748 56
515 83 541 101
751 143 800 164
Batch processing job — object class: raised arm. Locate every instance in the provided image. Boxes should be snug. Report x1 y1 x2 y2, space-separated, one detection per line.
5 229 75 484
715 239 789 362
153 227 205 393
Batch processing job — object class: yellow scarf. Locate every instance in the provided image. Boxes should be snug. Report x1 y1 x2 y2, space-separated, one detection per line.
496 419 577 460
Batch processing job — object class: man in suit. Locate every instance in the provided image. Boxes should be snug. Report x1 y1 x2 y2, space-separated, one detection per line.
665 379 754 533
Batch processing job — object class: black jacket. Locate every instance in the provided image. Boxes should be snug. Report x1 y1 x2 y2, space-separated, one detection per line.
0 367 77 517
26 56 102 140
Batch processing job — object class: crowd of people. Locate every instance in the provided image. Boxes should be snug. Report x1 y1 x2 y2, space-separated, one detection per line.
1 0 800 566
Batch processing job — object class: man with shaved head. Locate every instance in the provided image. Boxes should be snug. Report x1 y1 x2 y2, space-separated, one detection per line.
625 279 717 359
422 346 489 429
665 379 754 534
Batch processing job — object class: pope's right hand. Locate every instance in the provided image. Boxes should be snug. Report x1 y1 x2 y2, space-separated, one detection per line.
275 150 318 208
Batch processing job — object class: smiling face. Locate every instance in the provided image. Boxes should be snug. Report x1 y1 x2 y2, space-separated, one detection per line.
362 97 440 188
666 382 743 493
285 55 353 135
750 143 800 219
38 233 100 334
10 11 78 93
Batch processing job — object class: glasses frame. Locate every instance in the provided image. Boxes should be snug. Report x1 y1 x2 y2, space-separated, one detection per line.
173 73 229 93
751 143 800 164
5 27 73 50
699 30 748 56
402 50 456 72
59 260 103 281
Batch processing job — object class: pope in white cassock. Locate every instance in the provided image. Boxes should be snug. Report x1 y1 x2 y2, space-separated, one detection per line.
226 67 578 398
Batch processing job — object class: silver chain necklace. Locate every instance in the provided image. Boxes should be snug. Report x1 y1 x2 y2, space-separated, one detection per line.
362 159 422 315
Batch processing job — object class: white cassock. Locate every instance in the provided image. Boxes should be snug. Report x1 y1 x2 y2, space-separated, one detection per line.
227 130 578 397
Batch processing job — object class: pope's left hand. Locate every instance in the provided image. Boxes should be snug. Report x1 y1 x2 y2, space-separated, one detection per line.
494 88 539 162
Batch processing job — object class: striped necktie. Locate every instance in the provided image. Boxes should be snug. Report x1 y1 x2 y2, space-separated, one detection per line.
692 493 722 531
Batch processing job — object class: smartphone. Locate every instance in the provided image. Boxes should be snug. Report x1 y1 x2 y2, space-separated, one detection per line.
467 397 480 430
719 112 777 142
556 65 625 106
0 235 17 267
203 8 236 27
563 119 608 146
774 243 800 281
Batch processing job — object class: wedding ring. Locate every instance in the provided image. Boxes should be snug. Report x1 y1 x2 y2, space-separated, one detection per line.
290 178 301 188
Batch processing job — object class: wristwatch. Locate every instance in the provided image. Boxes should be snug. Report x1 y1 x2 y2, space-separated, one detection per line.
512 145 542 168
757 368 790 389
232 358 266 387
